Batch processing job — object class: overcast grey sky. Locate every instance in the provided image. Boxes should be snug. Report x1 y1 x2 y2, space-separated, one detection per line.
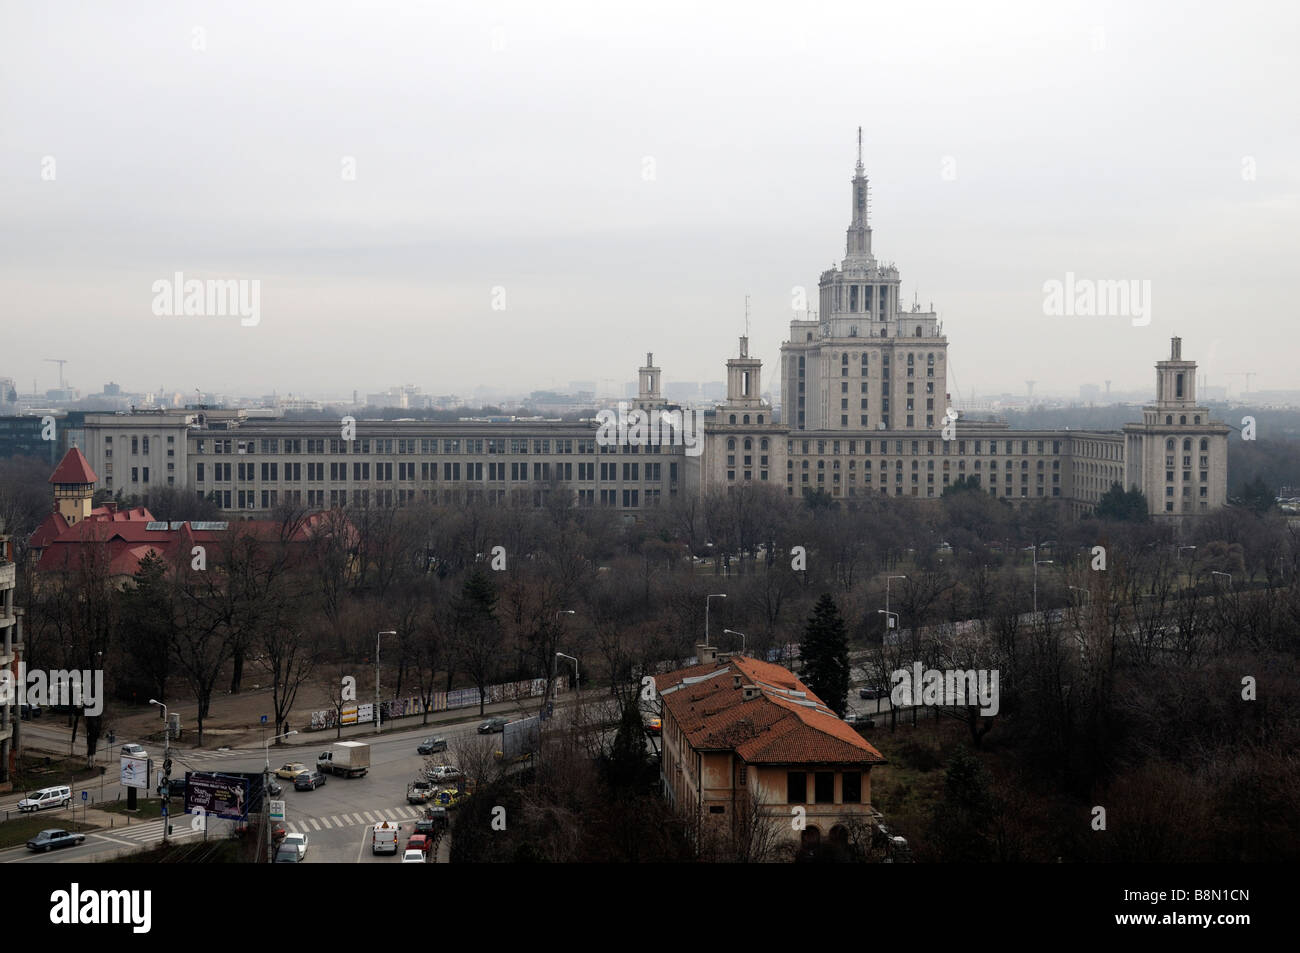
2 0 1295 402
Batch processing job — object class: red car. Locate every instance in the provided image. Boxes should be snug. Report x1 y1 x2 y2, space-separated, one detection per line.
406 834 432 858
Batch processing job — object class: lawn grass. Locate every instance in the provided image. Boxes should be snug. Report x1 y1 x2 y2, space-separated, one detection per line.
99 797 169 820
0 813 97 850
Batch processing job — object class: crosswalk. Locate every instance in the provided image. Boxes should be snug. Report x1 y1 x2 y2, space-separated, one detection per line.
284 805 426 833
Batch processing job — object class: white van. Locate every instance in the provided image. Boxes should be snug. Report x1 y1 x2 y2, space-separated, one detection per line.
18 785 72 813
372 821 399 855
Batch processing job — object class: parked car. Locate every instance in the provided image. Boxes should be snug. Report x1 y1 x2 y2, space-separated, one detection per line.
272 822 287 845
275 762 308 780
18 785 72 813
119 743 147 758
157 776 186 798
280 832 308 859
415 807 449 836
645 715 662 734
425 764 463 783
858 687 882 700
477 717 508 734
401 849 426 863
274 845 303 863
417 737 448 755
406 834 432 858
294 770 326 791
26 829 85 852
266 779 283 797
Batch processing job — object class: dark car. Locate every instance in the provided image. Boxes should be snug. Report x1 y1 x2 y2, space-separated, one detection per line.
27 829 85 852
266 779 283 797
477 717 508 734
417 736 448 755
294 770 326 791
858 687 882 700
157 776 186 798
274 845 303 863
415 807 449 836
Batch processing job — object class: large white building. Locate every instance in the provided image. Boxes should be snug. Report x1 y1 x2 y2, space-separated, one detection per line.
72 137 1227 523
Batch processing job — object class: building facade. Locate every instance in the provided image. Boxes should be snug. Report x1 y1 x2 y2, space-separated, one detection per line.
655 644 886 858
69 139 1225 523
0 520 20 789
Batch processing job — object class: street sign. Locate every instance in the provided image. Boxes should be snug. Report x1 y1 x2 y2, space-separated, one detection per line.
81 791 88 802
269 799 285 821
261 715 268 724
161 803 168 817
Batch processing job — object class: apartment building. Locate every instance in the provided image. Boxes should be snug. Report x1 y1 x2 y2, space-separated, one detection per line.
0 519 20 788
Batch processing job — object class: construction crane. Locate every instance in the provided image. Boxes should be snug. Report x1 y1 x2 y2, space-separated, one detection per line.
1224 372 1255 398
44 358 68 391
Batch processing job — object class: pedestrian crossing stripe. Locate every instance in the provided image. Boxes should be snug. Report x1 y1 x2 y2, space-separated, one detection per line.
284 805 424 833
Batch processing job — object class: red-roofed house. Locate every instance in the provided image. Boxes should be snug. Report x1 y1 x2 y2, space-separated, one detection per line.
655 643 885 859
29 448 356 581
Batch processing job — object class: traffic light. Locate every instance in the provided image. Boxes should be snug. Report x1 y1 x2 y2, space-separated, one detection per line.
163 758 173 777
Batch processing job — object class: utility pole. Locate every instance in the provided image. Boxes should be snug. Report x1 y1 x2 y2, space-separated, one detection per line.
376 631 395 733
148 700 169 844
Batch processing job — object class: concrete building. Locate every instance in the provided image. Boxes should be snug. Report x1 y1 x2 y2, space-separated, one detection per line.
1124 337 1231 517
655 644 885 858
70 136 1227 523
0 519 20 789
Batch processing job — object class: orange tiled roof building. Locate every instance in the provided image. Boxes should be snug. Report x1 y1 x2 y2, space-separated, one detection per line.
655 643 885 859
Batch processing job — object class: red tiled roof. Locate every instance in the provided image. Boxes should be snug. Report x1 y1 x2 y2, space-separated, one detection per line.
48 447 97 485
657 654 885 766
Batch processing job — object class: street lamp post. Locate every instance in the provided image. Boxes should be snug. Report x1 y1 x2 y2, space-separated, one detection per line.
550 612 575 708
148 699 169 843
705 594 726 646
263 729 297 863
722 628 747 654
556 652 579 729
376 630 396 734
877 609 899 630
1211 570 1232 586
885 575 907 629
1032 544 1054 615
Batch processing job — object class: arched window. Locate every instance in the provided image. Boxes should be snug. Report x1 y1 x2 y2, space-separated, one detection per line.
1194 415 1201 424
1183 438 1192 451
729 414 736 424
1165 416 1173 425
914 326 922 336
1180 415 1186 425
743 438 752 450
927 353 934 365
743 415 750 425
1166 438 1175 450
760 438 769 450
758 415 764 424
727 438 735 450
841 353 848 365
1199 438 1208 451
907 353 915 365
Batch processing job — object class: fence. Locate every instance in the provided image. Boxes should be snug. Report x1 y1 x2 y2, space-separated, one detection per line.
307 676 563 731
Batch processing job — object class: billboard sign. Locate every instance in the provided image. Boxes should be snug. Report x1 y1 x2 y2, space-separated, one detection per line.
269 799 285 821
120 755 149 789
500 715 540 761
184 772 250 821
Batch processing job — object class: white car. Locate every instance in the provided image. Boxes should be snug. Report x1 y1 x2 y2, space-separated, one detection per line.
120 743 147 758
280 833 308 859
401 849 426 863
426 765 463 783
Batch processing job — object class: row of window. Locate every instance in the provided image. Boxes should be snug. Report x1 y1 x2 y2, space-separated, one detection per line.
190 437 675 455
204 487 671 509
195 461 679 483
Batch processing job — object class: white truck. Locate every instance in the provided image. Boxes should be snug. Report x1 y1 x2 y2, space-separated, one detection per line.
372 820 399 855
317 741 370 778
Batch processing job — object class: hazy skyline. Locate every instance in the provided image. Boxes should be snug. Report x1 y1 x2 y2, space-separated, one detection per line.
3 0 1294 402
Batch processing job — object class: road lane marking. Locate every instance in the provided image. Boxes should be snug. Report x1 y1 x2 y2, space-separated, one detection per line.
308 819 321 830
362 812 378 823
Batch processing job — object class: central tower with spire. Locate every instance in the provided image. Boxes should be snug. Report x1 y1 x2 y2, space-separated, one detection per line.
780 131 948 433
